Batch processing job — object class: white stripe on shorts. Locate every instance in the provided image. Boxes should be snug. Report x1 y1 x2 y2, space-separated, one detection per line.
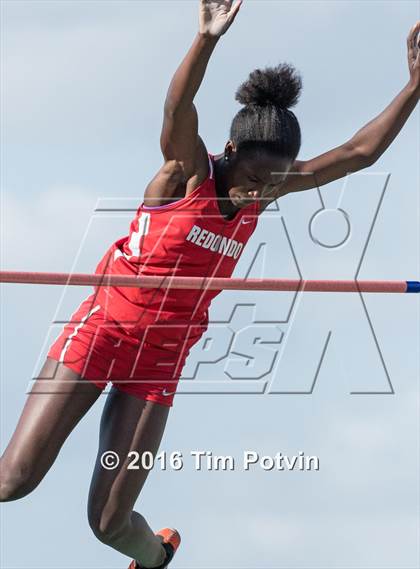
59 304 101 363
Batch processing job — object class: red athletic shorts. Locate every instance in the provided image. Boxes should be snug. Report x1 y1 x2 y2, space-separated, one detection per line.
47 293 204 406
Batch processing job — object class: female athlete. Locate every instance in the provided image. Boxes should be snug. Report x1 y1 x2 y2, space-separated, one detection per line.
1 1 419 568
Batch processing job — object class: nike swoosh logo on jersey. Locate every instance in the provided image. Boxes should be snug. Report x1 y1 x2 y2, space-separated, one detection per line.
241 218 253 224
162 388 176 397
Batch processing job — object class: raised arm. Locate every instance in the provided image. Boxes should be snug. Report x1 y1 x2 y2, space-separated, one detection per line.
280 22 420 196
160 0 242 179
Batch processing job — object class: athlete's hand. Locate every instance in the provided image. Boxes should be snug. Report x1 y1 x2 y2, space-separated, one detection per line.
407 21 420 92
199 0 243 38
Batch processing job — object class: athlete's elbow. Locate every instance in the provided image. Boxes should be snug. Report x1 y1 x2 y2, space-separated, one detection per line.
351 145 378 169
361 150 378 168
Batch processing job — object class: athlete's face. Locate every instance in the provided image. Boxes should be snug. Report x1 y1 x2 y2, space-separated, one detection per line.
227 151 293 209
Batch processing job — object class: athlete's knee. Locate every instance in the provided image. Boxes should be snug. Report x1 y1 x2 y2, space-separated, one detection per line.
0 459 38 502
88 502 131 544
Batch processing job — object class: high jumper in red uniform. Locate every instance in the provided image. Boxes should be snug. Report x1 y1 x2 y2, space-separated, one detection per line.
1 1 419 568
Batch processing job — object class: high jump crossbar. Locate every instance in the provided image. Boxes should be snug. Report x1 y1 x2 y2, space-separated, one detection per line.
0 271 419 293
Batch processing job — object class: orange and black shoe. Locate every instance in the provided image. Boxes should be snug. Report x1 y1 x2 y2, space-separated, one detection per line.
128 528 181 569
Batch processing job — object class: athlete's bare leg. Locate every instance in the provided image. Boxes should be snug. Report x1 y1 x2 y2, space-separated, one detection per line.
0 358 103 501
87 386 170 568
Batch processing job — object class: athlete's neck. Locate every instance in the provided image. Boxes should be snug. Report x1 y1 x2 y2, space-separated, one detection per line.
212 154 240 220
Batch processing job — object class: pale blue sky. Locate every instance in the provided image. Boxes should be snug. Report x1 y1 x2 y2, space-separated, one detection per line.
1 1 419 568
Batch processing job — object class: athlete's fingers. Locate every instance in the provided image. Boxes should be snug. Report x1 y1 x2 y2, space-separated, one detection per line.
228 0 243 22
407 22 420 57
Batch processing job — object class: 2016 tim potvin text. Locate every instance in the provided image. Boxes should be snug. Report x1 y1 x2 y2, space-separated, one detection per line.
100 450 320 471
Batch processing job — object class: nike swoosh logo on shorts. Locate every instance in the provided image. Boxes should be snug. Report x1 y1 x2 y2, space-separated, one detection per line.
162 388 176 396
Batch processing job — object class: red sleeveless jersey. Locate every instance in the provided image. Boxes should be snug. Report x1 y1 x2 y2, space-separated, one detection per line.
94 154 260 342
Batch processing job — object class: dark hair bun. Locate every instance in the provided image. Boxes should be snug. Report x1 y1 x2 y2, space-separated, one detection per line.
235 63 302 109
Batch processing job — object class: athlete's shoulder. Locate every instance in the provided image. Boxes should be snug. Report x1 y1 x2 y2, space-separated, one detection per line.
142 137 211 207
